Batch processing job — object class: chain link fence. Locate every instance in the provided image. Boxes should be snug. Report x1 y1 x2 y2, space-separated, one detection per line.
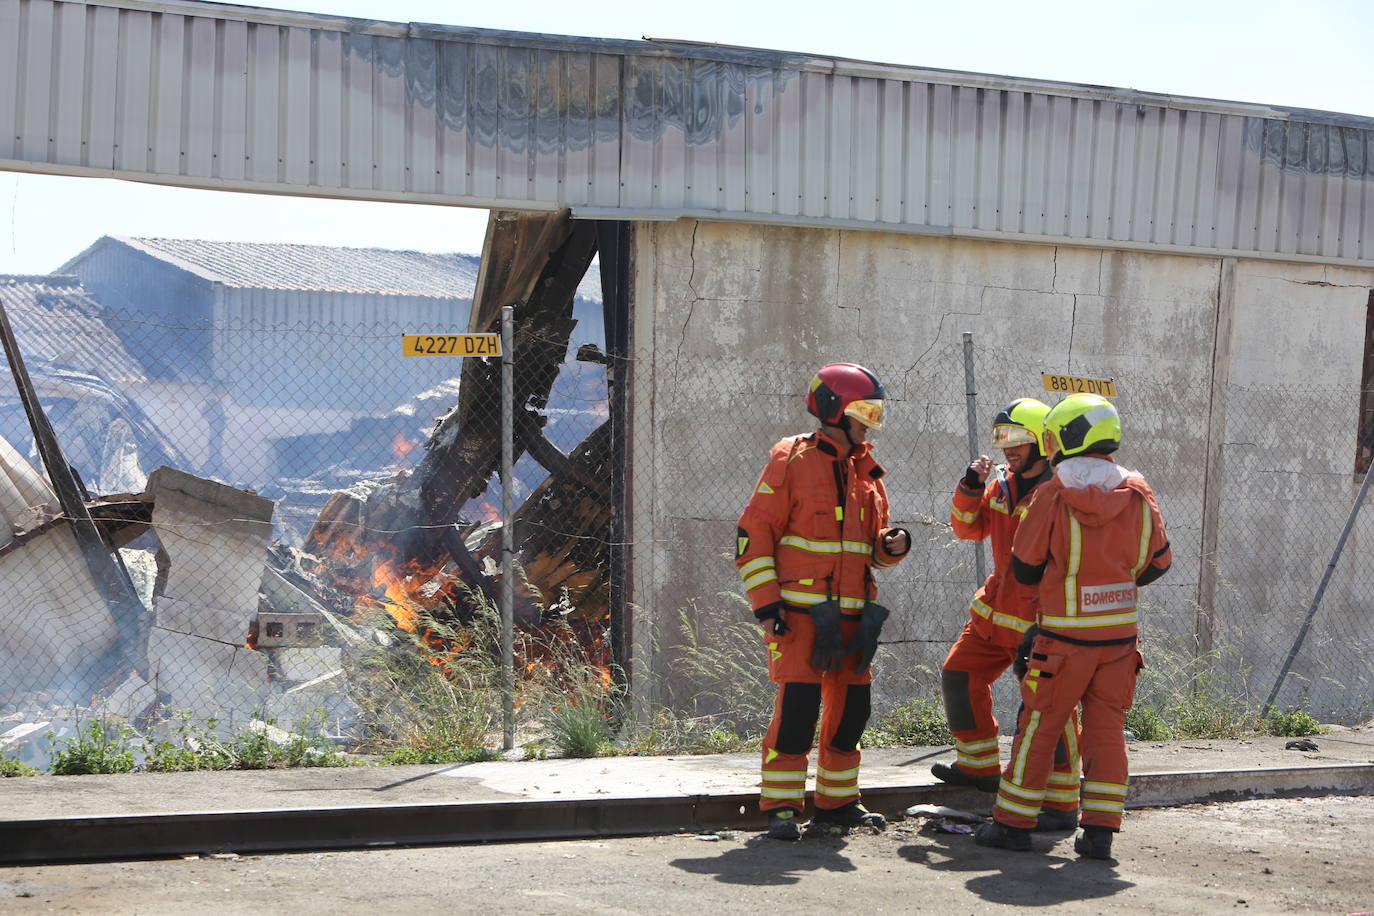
2 296 1372 768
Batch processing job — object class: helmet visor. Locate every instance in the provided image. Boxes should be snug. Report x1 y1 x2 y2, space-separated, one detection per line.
992 424 1036 448
844 398 885 430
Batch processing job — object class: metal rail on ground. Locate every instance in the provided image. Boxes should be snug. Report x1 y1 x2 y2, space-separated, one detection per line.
2 764 1369 864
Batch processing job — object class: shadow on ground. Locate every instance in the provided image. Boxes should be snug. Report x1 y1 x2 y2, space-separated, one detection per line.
898 828 1135 907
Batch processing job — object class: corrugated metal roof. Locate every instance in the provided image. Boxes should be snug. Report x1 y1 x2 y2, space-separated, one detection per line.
120 237 482 295
2 0 1372 265
0 275 147 383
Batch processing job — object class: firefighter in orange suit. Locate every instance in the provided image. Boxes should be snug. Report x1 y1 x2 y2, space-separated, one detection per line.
934 398 1082 832
735 363 911 841
974 393 1171 860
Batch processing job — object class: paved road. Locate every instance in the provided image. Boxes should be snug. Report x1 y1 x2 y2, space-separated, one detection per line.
3 795 1371 914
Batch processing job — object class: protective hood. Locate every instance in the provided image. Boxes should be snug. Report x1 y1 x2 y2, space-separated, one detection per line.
1053 456 1149 527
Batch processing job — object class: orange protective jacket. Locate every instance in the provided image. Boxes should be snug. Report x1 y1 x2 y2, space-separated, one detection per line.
1011 456 1172 642
736 430 905 618
950 466 1051 648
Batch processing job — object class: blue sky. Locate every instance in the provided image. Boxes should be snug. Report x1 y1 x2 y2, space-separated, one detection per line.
2 0 1371 274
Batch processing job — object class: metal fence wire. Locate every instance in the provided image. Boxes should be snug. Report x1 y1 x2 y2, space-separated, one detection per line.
1 299 1372 768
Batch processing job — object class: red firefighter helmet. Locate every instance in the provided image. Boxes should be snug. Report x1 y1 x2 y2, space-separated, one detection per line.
806 363 886 429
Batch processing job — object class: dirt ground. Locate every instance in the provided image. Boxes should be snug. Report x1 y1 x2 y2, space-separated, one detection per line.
2 796 1370 915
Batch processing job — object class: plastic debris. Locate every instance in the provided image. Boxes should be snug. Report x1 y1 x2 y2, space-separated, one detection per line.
904 804 982 823
935 820 975 834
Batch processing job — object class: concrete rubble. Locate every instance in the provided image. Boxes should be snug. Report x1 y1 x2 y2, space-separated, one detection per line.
0 441 366 769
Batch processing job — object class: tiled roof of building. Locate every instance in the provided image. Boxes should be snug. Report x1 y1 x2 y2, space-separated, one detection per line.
0 276 146 383
119 237 484 297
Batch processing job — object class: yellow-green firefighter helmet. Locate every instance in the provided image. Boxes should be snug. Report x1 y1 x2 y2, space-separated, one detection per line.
990 398 1051 450
1043 394 1121 461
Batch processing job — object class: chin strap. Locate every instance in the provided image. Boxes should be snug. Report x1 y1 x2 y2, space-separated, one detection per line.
839 416 861 447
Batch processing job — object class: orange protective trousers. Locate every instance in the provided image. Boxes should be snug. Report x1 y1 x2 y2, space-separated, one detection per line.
994 636 1141 831
941 622 1081 814
759 613 872 814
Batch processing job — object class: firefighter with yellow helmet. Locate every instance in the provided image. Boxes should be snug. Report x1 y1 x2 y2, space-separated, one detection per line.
975 393 1172 860
934 398 1082 832
735 362 911 840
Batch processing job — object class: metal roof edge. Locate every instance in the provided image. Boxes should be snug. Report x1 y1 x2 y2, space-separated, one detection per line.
80 1 1374 127
82 0 411 37
115 236 231 284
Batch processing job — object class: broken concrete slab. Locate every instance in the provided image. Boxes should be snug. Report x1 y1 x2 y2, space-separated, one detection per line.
269 648 342 683
146 629 271 727
0 522 122 703
148 466 274 615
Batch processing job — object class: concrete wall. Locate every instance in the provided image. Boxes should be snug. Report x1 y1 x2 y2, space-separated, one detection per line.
629 218 1374 720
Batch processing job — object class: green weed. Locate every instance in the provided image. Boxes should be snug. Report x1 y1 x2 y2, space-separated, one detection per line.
1262 708 1325 737
345 601 502 759
619 709 757 756
143 711 232 772
379 746 501 765
0 755 36 777
48 716 138 775
666 596 774 736
222 711 348 769
863 697 952 747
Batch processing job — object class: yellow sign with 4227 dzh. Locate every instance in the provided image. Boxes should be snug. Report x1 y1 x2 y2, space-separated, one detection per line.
402 333 502 357
1041 373 1117 397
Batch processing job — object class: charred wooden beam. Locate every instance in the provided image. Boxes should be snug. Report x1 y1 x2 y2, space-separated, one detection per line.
472 420 613 625
410 211 598 558
512 407 610 502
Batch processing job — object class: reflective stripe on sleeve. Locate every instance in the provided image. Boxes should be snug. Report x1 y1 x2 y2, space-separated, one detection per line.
970 596 1034 633
778 534 873 555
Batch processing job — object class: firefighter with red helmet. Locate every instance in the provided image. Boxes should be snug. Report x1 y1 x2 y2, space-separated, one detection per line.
974 394 1171 860
933 398 1083 832
735 362 911 840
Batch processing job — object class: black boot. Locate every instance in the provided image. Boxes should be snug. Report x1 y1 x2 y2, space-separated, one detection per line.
931 762 1000 793
811 801 887 832
1034 807 1080 832
1074 825 1114 860
767 808 802 841
973 820 1032 851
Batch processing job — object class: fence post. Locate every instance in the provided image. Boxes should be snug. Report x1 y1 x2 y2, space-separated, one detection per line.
1262 457 1374 716
500 304 516 751
962 332 986 583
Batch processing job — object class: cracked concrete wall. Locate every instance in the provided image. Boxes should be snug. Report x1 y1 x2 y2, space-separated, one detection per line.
628 218 1374 720
1210 261 1374 715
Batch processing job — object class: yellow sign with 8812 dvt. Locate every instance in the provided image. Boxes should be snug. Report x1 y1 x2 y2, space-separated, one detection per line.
1041 373 1117 397
402 333 502 357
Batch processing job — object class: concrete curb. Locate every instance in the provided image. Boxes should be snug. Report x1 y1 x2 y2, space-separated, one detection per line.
3 763 1370 864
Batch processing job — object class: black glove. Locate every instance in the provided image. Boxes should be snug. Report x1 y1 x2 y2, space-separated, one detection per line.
754 601 789 636
1013 624 1040 680
881 527 911 558
809 600 847 672
961 463 983 490
847 602 890 672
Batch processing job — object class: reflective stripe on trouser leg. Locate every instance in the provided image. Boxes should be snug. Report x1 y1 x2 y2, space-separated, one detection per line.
997 688 1080 829
1043 710 1082 813
815 680 869 810
955 736 1000 772
941 624 1015 777
1078 642 1137 830
759 682 821 813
